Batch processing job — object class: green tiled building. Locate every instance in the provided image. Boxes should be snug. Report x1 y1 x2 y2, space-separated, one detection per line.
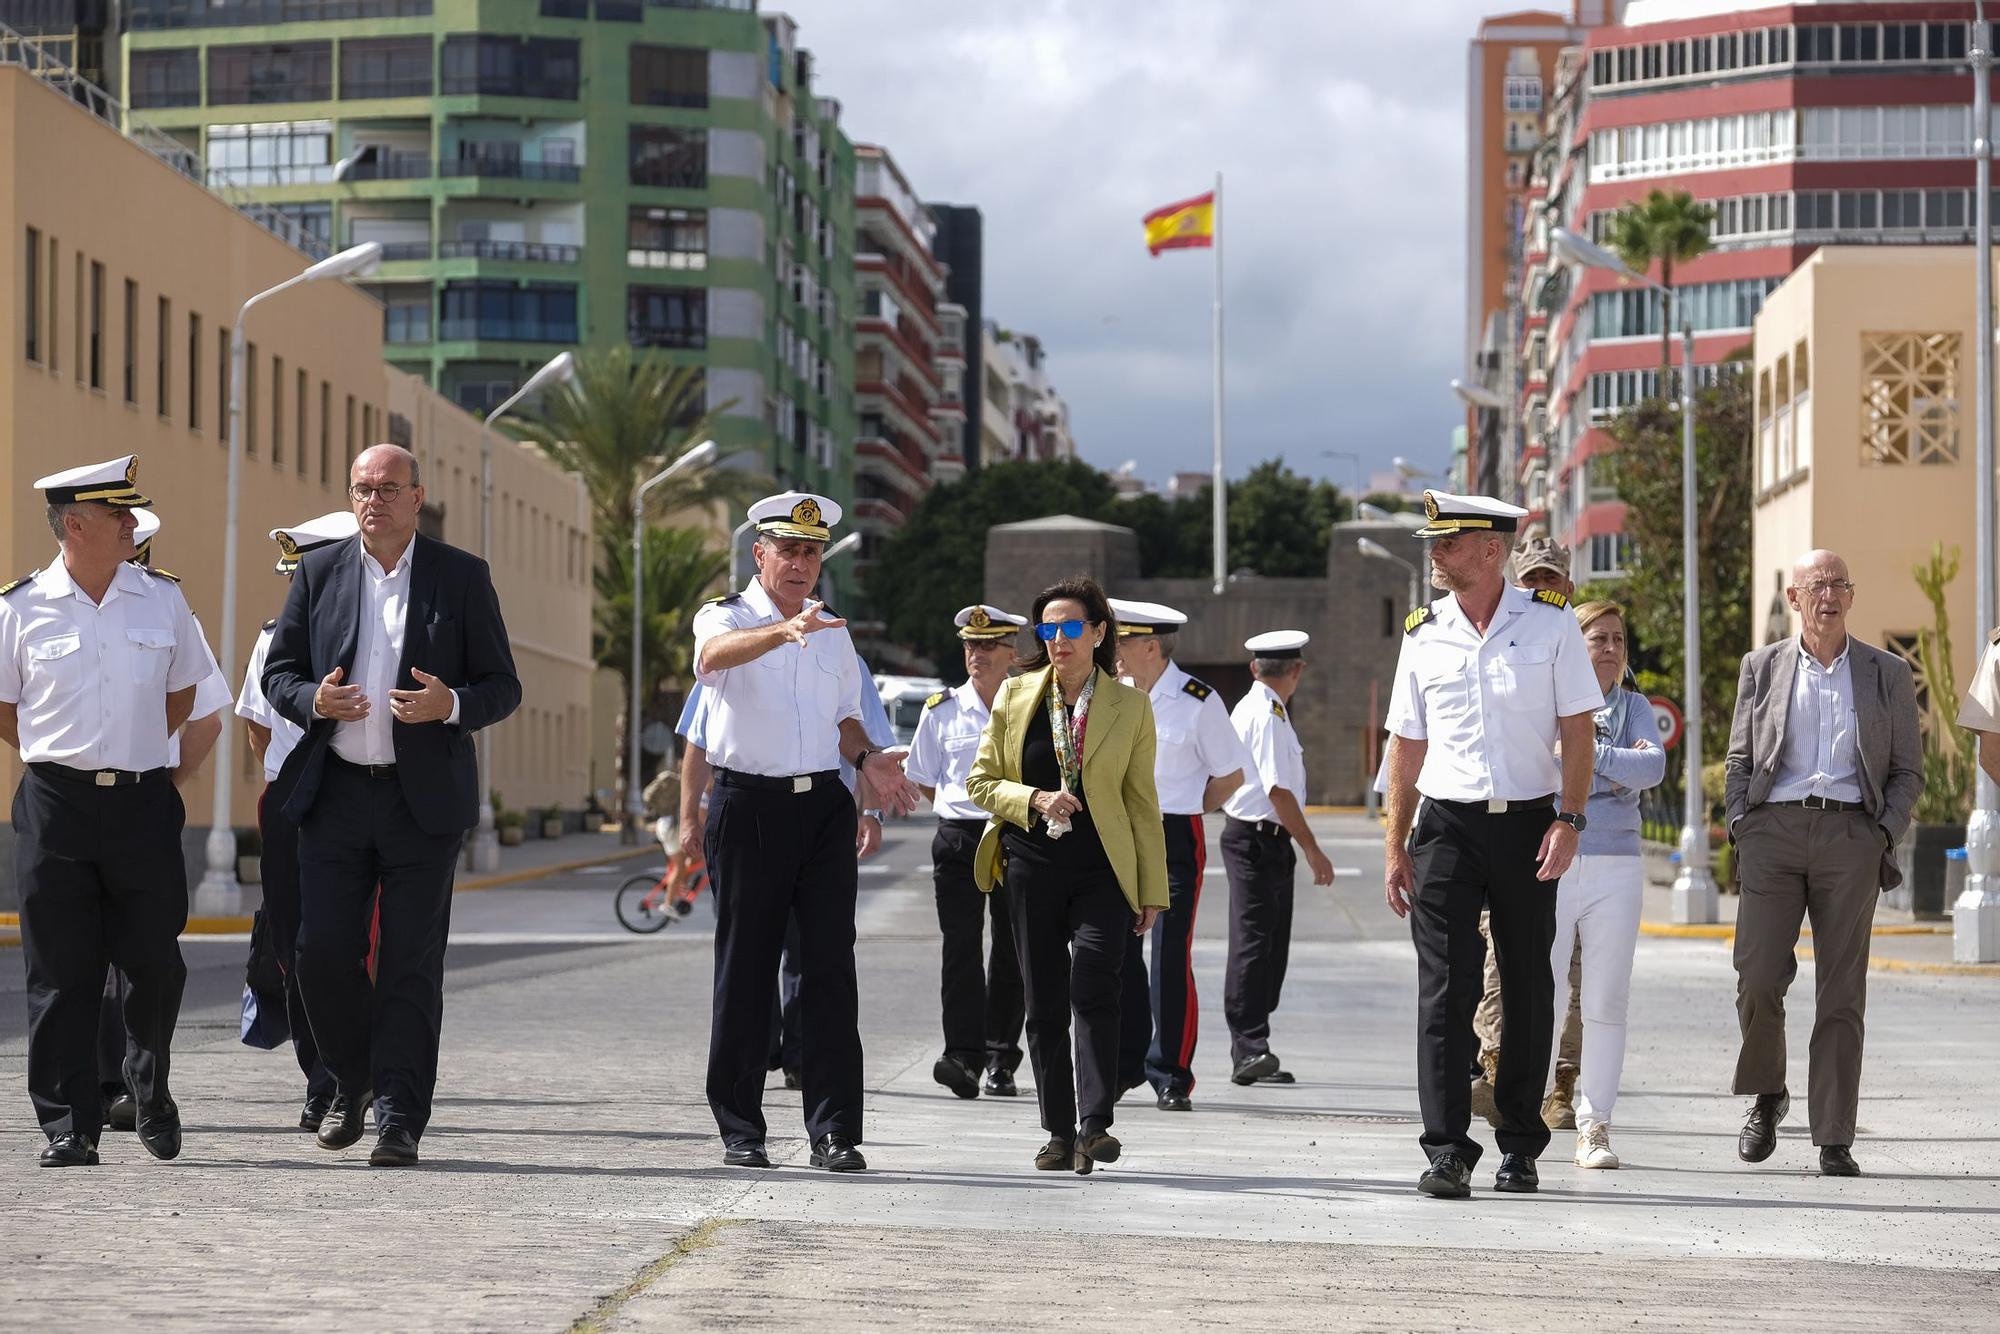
119 0 857 592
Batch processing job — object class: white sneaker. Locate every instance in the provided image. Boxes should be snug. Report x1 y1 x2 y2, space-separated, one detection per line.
1574 1122 1620 1169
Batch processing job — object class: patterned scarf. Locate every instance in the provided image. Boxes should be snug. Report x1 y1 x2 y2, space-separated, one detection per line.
1045 668 1096 798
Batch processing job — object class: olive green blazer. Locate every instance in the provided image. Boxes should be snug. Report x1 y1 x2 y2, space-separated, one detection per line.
965 665 1169 913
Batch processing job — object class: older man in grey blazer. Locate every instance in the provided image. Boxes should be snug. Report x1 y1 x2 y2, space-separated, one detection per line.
1723 549 1921 1178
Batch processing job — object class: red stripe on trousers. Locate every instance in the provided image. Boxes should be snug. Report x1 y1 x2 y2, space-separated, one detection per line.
1179 813 1204 1072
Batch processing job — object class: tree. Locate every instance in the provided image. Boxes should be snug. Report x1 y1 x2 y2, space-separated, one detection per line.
1599 366 1753 763
593 525 731 781
1912 543 1975 825
1605 189 1716 372
1221 459 1347 576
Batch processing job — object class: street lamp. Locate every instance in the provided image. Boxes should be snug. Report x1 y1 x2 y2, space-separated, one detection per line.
1357 536 1422 611
1450 379 1506 411
465 349 576 872
725 516 757 588
822 531 862 562
1357 501 1426 530
624 440 720 844
1550 223 1715 924
1961 1 1999 962
195 241 382 915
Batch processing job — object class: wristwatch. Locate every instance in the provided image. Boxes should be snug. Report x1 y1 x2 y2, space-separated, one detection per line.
854 748 874 773
862 808 884 823
1554 810 1588 833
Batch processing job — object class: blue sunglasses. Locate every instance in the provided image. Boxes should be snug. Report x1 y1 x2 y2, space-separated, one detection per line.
1035 619 1096 642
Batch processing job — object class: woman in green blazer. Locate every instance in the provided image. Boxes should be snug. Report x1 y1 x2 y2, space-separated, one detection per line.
967 577 1168 1175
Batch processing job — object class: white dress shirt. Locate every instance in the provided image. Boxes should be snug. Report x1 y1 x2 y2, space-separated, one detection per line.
236 622 303 782
330 541 459 765
1132 660 1254 817
1769 638 1863 804
1223 679 1308 823
691 578 862 776
0 560 210 771
903 680 995 821
167 613 233 769
1383 583 1604 802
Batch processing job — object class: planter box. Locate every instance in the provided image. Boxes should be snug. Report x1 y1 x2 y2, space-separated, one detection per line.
498 825 525 847
1893 822 1963 920
540 818 563 840
581 812 605 833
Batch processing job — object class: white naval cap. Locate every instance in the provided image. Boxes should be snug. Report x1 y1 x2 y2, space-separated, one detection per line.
955 604 1027 641
1107 598 1188 637
269 510 360 573
1411 489 1528 540
132 507 161 551
749 491 842 542
1245 630 1310 660
34 454 150 508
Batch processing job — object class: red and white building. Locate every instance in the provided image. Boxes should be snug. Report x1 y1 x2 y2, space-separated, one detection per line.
1518 0 1992 581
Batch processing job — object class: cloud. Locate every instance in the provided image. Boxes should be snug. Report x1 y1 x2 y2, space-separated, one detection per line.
788 0 1502 489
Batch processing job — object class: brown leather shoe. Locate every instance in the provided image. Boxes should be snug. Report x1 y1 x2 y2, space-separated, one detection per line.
1035 1137 1074 1171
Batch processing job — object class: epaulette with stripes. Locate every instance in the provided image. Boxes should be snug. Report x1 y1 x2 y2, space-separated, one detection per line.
263 618 279 632
0 574 33 599
147 567 182 584
703 592 744 607
1271 700 1287 722
1404 607 1432 636
1182 677 1213 701
1532 588 1569 610
924 691 946 710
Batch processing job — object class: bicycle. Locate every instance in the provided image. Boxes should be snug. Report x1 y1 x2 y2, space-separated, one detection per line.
614 851 710 934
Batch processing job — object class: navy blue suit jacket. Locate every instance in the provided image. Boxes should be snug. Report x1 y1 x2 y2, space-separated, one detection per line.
262 533 521 837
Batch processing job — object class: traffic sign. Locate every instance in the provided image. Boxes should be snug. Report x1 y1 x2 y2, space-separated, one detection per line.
1648 695 1684 749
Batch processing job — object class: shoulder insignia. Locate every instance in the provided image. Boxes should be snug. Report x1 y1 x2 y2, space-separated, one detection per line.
263 618 279 633
148 567 182 584
924 691 946 710
0 575 32 598
1271 700 1287 722
703 592 744 607
1533 588 1569 610
1181 677 1213 701
1404 607 1432 636
1989 626 2000 647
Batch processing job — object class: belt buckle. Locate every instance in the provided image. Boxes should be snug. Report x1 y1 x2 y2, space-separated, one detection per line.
1487 798 1506 814
95 771 115 787
792 775 811 794
1803 794 1827 810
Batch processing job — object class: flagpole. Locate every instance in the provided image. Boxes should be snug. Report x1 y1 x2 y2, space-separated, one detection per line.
1211 169 1226 595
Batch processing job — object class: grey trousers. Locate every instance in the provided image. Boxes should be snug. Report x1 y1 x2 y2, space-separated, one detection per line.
1730 804 1882 1147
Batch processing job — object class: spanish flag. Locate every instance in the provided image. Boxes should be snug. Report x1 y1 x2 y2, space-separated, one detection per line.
1143 191 1215 256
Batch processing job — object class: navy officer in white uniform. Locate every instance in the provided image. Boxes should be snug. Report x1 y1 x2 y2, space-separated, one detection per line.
1109 597 1251 1110
0 456 211 1167
1381 491 1602 1200
904 604 1030 1100
692 491 919 1172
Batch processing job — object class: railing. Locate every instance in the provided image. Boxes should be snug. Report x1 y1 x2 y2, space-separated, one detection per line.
438 318 578 343
127 0 432 31
375 241 431 261
439 159 582 183
440 239 581 263
439 76 579 101
341 77 433 100
347 155 432 181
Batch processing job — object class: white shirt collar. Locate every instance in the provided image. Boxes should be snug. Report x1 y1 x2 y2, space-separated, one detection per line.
1797 635 1851 673
35 558 148 604
361 539 415 580
954 678 991 716
1149 659 1187 702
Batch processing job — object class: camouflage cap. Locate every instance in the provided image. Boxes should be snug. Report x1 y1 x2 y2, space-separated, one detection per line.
1512 535 1571 580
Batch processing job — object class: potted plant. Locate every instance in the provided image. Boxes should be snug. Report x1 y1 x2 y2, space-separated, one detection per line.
581 793 606 834
496 808 526 847
1899 543 1973 918
540 803 565 840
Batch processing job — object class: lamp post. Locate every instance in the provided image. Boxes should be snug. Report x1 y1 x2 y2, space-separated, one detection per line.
624 440 719 845
465 350 576 872
725 515 757 588
194 242 382 916
1551 225 1715 924
1357 536 1422 611
1962 2 2000 962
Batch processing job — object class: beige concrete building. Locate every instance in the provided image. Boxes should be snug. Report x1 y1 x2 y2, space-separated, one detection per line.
1 62 595 883
1750 245 1993 698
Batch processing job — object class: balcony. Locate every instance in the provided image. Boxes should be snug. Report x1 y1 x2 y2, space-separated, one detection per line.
439 160 582 184
440 240 581 263
438 318 578 344
127 0 432 31
377 241 432 262
341 77 433 101
347 155 433 182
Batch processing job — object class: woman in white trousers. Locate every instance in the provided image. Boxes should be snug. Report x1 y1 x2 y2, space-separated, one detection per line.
1552 601 1665 1169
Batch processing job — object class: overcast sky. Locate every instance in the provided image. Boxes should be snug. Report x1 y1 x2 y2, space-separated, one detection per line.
787 0 1499 492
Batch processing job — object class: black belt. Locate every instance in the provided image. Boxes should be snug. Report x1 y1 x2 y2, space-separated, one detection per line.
1226 816 1288 839
714 767 841 794
329 754 399 779
1430 795 1554 814
940 816 987 832
1770 796 1864 812
30 762 167 788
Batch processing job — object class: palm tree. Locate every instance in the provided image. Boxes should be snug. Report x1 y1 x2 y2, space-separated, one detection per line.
1605 188 1716 376
593 524 732 786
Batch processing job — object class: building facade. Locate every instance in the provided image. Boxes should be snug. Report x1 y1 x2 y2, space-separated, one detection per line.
979 320 1075 465
1519 0 1995 583
928 201 985 472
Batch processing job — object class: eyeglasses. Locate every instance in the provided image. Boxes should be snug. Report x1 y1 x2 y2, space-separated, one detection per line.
1796 579 1856 597
1035 619 1096 642
349 482 407 503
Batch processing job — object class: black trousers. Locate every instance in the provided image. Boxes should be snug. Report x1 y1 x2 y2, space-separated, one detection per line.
1118 923 1152 1093
1008 856 1129 1140
705 776 860 1147
295 758 462 1140
767 915 801 1074
932 819 1025 1072
1409 798 1557 1166
1144 814 1207 1094
15 766 187 1139
258 785 336 1100
1222 817 1296 1063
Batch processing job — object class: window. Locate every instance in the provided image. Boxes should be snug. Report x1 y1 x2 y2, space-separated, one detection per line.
122 279 138 404
129 49 199 108
24 227 40 363
439 280 578 342
87 260 103 390
629 44 707 107
1503 75 1540 112
320 381 332 483
345 394 357 468
219 326 230 439
340 36 432 99
272 354 286 464
208 43 333 105
626 206 707 269
206 121 332 187
296 367 308 475
440 35 579 99
384 294 430 344
156 297 171 416
629 125 706 188
1862 332 1960 465
188 312 202 430
626 285 706 348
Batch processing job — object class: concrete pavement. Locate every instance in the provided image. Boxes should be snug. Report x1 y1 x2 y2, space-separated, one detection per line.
3 812 1996 1330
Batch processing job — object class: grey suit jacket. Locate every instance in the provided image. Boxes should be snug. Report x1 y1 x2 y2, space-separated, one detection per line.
1723 635 1923 890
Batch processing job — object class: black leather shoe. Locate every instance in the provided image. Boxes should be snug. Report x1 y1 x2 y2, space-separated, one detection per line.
982 1068 1018 1097
1255 1069 1297 1085
1417 1153 1472 1198
136 1099 182 1161
782 1069 801 1091
39 1132 99 1168
1819 1144 1861 1177
1737 1090 1785 1163
316 1090 372 1151
1494 1152 1539 1193
1156 1088 1192 1112
369 1128 420 1167
810 1134 867 1172
933 1055 980 1100
723 1142 773 1169
1079 1132 1121 1165
104 1093 138 1132
1231 1052 1280 1085
299 1095 332 1132
1035 1137 1073 1171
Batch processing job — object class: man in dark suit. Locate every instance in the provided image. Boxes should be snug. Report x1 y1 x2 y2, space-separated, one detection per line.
1724 548 1921 1178
263 444 520 1167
